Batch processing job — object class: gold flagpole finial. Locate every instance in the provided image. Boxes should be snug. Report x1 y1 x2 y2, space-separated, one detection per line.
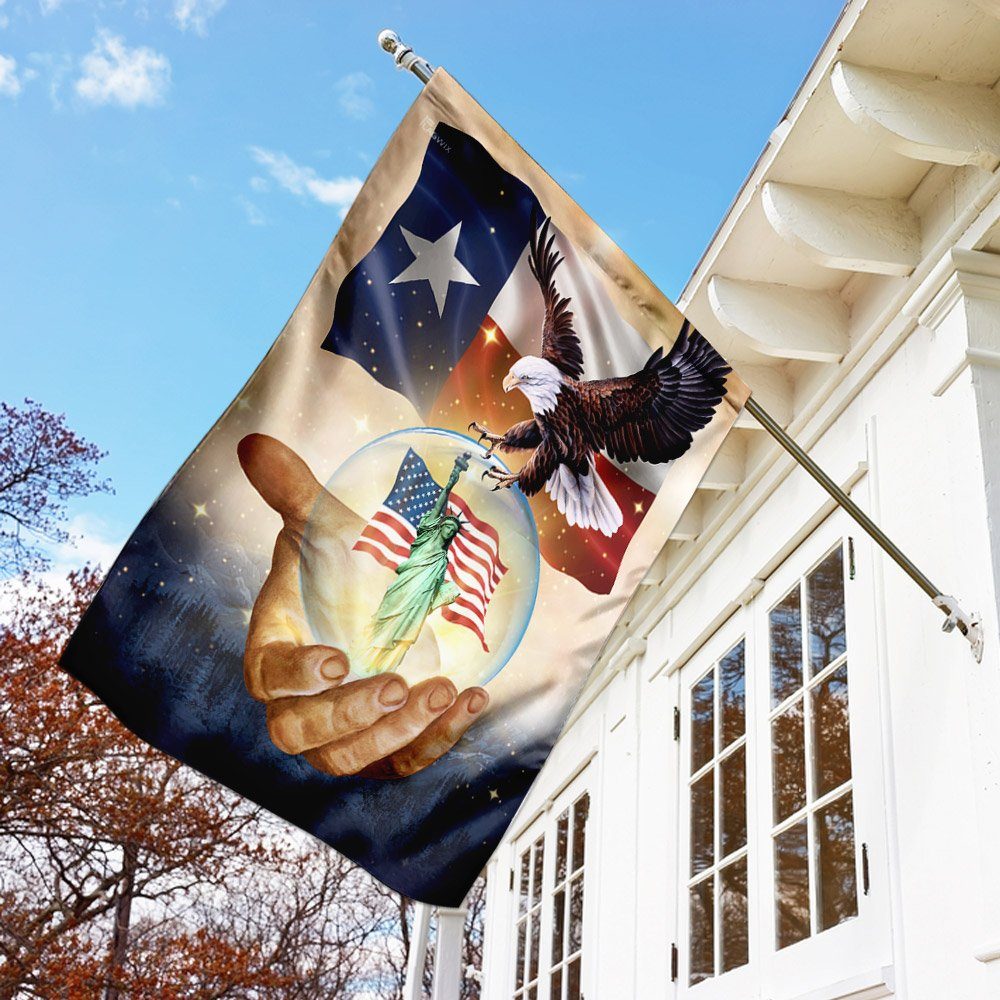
377 29 434 85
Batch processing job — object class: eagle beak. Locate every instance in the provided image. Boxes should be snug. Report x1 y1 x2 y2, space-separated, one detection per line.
502 372 520 393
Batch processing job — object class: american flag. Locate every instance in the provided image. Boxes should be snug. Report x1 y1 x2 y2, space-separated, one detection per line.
353 449 506 651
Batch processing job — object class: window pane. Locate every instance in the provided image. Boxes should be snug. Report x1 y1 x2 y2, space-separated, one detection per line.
518 853 530 916
529 912 540 983
567 957 581 1000
531 838 544 907
550 969 562 1000
569 874 584 954
528 988 537 1000
516 920 526 988
720 857 749 974
571 794 589 873
770 585 803 707
689 876 714 985
555 810 569 885
775 820 810 950
720 640 746 748
772 700 806 823
690 770 715 876
691 671 715 772
816 794 858 932
812 662 852 798
808 547 846 674
720 747 747 858
551 888 565 961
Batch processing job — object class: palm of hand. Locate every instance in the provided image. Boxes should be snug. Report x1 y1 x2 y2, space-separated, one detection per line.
237 433 489 779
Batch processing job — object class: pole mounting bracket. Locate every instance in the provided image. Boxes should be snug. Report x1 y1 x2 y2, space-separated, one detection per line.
934 594 984 663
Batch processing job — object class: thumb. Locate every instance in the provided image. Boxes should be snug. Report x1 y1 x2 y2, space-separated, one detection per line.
238 434 323 527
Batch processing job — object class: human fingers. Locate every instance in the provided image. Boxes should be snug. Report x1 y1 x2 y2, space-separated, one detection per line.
244 639 349 702
304 677 459 777
237 433 324 530
362 687 489 779
265 673 410 755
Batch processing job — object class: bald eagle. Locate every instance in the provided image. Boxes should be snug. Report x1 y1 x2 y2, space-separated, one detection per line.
471 218 731 537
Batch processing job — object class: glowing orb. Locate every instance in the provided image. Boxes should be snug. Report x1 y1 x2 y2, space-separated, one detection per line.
300 427 539 691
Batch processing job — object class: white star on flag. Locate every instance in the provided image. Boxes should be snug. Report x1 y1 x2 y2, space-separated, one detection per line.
389 222 479 317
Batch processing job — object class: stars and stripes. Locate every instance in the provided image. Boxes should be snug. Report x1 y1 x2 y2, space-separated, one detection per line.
353 449 506 651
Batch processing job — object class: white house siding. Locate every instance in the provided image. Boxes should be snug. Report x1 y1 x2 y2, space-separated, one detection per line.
480 1 1000 998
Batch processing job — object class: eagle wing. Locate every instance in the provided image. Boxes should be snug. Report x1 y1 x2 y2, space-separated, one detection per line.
529 217 584 381
575 321 731 465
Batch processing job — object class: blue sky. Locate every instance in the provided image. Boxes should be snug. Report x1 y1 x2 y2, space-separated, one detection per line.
0 0 844 565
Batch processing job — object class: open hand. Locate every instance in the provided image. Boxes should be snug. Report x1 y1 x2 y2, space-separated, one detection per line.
237 433 489 779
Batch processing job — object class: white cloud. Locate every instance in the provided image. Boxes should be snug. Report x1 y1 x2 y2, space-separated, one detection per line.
38 0 63 13
75 31 170 108
0 53 22 96
249 175 268 193
172 0 226 36
249 146 362 218
236 194 266 226
0 513 125 618
335 70 374 120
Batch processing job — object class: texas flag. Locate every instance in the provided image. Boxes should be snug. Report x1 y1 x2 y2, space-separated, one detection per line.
323 122 671 594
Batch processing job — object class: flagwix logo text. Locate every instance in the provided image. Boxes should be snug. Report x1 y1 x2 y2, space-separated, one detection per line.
421 117 453 154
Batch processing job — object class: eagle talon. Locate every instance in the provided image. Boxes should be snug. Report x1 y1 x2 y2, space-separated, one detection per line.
482 467 519 491
469 420 504 452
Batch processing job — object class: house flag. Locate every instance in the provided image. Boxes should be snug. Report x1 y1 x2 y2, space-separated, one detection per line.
61 70 750 906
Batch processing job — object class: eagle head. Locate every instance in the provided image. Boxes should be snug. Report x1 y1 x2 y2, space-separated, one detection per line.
502 356 563 414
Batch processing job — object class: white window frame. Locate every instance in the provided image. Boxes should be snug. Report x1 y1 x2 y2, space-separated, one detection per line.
509 767 593 1000
676 513 892 998
676 609 757 999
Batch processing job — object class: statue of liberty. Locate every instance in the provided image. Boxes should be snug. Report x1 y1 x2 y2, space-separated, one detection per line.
365 452 471 673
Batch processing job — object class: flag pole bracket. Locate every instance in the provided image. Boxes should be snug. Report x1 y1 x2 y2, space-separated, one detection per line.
935 595 984 661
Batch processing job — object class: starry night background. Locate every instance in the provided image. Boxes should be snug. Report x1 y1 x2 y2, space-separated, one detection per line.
61 481 561 906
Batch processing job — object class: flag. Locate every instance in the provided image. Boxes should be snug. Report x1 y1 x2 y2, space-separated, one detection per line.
61 70 749 907
353 448 507 650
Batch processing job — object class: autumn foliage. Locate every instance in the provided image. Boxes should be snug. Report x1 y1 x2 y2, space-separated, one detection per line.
0 400 485 999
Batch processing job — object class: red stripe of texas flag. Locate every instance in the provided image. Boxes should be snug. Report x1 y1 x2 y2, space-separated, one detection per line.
428 321 655 596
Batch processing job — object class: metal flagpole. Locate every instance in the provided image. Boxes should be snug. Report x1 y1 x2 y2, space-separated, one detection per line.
375 29 985 666
744 397 982 659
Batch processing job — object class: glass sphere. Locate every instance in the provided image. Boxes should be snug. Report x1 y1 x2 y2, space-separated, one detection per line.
300 427 539 692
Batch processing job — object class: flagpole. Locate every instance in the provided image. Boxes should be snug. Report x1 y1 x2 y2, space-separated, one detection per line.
375 30 984 662
744 396 981 659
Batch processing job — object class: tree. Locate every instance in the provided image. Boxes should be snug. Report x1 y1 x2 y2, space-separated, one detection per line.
0 569 272 998
0 399 111 574
0 402 489 997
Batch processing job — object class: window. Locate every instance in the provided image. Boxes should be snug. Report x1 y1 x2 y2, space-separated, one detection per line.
549 793 589 1000
511 776 591 1000
769 545 857 951
687 640 749 985
676 525 890 995
513 834 544 1000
